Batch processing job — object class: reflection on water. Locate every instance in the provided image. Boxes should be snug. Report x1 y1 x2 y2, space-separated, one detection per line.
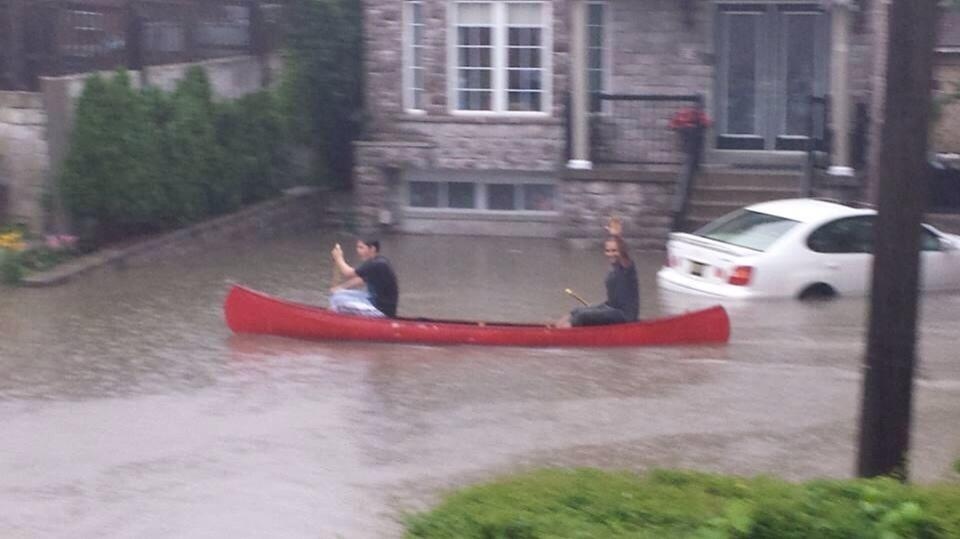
1 231 959 538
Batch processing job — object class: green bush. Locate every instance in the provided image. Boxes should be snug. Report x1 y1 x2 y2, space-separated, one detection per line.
280 0 363 188
165 67 235 218
216 91 289 204
404 469 960 538
58 67 290 246
0 249 24 284
58 71 166 243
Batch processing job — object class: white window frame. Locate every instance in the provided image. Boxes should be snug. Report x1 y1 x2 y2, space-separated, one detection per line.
447 1 553 116
405 171 558 213
586 1 612 114
403 0 427 113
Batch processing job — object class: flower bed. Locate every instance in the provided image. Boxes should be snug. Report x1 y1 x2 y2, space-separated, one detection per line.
0 228 79 284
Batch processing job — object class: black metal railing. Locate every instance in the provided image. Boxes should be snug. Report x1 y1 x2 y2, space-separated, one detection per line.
0 1 11 89
591 93 703 165
1 0 285 91
803 94 831 196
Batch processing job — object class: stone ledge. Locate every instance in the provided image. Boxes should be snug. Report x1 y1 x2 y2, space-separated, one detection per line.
404 208 561 222
0 108 46 125
0 91 44 109
563 167 678 183
20 187 329 287
355 140 435 149
393 113 563 126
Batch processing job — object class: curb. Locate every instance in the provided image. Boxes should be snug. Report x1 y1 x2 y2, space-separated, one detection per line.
21 187 335 287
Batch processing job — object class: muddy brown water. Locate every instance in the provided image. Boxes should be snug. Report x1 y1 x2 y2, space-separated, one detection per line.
2 232 959 537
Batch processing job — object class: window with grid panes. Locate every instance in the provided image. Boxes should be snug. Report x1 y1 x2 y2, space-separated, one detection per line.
587 2 607 112
452 1 550 113
404 1 427 111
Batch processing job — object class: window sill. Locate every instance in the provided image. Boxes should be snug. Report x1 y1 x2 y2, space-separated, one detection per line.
404 208 561 221
394 113 562 126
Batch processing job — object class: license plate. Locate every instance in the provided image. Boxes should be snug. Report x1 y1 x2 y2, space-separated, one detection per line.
689 260 706 277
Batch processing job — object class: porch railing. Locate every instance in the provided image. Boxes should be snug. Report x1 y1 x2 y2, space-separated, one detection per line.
590 93 703 165
803 94 831 196
1 0 285 91
0 1 9 89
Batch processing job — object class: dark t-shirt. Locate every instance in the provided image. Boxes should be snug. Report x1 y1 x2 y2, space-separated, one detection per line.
604 261 639 321
356 255 399 317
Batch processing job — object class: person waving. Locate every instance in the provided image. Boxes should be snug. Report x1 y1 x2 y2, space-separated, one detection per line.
557 217 639 327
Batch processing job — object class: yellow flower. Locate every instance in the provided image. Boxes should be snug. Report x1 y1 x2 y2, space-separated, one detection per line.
0 231 26 251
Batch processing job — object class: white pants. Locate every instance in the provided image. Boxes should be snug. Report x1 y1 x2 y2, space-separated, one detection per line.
329 289 386 318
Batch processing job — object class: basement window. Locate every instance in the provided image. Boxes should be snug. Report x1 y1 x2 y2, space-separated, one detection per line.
406 174 555 212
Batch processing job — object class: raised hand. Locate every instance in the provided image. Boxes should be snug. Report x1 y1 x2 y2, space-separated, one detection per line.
605 216 623 237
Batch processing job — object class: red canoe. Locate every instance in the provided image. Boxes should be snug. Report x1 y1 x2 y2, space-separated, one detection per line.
224 285 730 347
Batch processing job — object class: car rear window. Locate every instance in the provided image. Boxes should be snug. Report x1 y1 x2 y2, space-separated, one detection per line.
694 209 799 251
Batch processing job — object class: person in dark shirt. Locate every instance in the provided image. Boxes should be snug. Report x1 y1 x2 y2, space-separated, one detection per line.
330 239 399 318
557 228 640 327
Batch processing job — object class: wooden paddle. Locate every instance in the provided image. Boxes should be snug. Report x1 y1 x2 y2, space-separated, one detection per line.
564 288 589 306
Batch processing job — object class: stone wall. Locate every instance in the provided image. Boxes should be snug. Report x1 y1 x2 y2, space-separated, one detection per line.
561 171 676 250
0 92 49 231
22 187 350 286
118 188 333 267
144 55 276 99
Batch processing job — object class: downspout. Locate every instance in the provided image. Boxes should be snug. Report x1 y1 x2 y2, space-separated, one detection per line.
828 0 854 178
567 0 591 170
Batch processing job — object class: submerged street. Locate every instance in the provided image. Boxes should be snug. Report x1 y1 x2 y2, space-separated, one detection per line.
2 231 959 538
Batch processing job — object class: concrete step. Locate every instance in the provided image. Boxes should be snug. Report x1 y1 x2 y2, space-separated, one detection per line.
687 200 746 221
927 212 960 234
696 169 806 189
682 216 715 232
690 185 802 204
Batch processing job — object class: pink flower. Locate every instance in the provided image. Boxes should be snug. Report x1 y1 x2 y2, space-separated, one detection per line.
670 107 712 130
44 234 78 250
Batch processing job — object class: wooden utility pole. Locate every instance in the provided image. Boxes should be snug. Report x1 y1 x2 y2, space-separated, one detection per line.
857 0 939 479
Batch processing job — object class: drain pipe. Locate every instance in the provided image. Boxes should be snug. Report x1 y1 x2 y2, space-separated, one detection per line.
671 96 706 232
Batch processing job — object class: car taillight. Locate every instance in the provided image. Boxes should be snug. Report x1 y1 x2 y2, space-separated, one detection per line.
728 266 753 286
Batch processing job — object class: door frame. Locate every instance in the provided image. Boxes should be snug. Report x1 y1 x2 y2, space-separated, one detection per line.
713 2 830 151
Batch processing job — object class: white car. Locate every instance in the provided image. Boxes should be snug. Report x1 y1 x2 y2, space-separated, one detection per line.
657 198 960 299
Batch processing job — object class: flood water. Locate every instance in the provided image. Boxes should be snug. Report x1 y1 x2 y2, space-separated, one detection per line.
2 231 959 538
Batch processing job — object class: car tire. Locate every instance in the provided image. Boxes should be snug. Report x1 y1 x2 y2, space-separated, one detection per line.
799 283 836 301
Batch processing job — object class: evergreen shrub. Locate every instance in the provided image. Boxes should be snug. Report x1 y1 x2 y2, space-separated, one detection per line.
216 91 289 204
58 67 289 246
280 0 363 188
59 71 166 243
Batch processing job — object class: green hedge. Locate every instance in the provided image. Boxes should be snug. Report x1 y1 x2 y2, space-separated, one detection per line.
280 0 363 188
404 469 960 538
58 68 288 245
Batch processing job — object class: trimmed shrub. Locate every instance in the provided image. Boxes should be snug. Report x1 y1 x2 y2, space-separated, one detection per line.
216 91 289 204
164 67 235 218
58 67 290 246
58 71 166 243
280 0 363 188
404 469 960 538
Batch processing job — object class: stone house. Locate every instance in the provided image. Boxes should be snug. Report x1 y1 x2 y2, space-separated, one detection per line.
353 0 887 247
